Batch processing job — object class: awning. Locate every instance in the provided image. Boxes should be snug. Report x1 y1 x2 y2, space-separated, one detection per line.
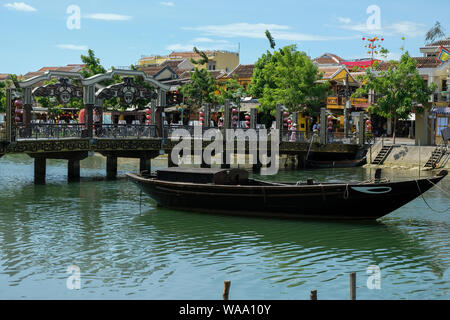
431 107 450 115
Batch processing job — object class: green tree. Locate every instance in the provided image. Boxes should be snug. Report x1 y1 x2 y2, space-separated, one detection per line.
180 68 217 112
216 78 245 105
353 51 436 143
425 21 446 44
253 45 329 116
1 75 18 113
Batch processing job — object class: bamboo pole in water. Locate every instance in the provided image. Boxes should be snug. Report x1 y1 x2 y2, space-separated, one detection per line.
310 290 317 300
223 280 231 300
350 272 356 300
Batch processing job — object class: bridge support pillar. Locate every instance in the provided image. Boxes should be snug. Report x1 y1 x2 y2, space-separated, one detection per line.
221 152 230 169
168 154 177 167
68 159 80 182
34 157 46 185
106 156 117 180
252 153 261 173
140 158 151 174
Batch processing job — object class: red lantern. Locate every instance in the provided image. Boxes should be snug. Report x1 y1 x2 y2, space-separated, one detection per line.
328 115 333 120
362 37 365 40
200 117 204 122
245 115 250 120
15 116 21 122
232 115 238 121
287 119 292 124
15 109 21 115
146 109 151 115
232 109 238 114
199 112 204 117
233 121 237 126
146 120 151 125
146 115 151 120
328 121 333 127
366 119 371 125
246 120 250 126
283 118 288 122
14 100 23 108
283 111 289 117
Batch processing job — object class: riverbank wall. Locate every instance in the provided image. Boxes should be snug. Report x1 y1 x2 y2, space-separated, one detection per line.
366 143 450 170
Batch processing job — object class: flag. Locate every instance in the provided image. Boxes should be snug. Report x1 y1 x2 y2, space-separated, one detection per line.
438 46 450 63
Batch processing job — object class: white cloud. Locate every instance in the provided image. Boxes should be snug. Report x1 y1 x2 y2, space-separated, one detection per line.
337 17 351 24
4 2 36 12
84 13 132 21
339 21 426 38
56 44 88 51
160 1 175 6
183 22 359 41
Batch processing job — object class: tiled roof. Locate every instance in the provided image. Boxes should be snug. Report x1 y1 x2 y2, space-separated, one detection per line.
413 56 441 68
168 51 213 59
140 65 165 76
0 74 10 81
227 64 254 79
313 53 344 65
317 66 341 78
425 36 450 47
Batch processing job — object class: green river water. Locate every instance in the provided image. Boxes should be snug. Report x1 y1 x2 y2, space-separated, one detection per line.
0 154 449 299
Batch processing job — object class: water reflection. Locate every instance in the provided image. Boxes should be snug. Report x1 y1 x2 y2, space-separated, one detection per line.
0 154 449 299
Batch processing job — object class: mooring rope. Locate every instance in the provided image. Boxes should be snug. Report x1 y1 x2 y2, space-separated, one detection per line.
415 179 450 213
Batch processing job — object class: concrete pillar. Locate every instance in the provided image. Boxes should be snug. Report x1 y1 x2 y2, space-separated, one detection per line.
250 108 257 129
85 104 94 138
106 156 117 179
168 154 176 167
139 157 151 174
34 157 46 185
224 100 232 129
68 159 81 182
358 112 365 146
320 108 327 145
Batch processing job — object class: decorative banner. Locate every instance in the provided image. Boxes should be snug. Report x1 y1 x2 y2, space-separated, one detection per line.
438 46 450 63
33 78 83 105
97 77 158 105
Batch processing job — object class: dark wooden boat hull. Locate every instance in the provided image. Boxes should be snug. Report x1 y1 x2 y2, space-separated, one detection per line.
126 171 448 220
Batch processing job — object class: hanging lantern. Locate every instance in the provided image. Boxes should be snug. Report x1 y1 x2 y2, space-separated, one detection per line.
146 120 151 125
232 108 238 114
328 121 333 127
146 109 151 115
15 109 22 115
15 116 21 122
200 117 204 122
146 115 151 120
245 115 250 120
366 119 371 125
283 111 289 117
232 115 238 121
245 120 250 126
233 121 237 126
287 119 292 124
14 100 23 108
283 118 288 122
199 111 204 117
328 115 333 120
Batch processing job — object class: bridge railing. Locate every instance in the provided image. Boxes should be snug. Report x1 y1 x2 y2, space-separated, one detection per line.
96 124 157 139
15 123 158 140
281 130 314 143
165 126 272 140
16 123 85 140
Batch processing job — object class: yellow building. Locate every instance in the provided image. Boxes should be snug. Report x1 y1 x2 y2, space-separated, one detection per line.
138 50 239 73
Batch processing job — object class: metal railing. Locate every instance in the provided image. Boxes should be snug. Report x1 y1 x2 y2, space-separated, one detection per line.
15 123 158 140
281 130 314 143
16 123 85 140
96 124 157 139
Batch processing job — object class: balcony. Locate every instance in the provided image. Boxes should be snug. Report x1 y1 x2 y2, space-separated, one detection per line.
326 97 369 109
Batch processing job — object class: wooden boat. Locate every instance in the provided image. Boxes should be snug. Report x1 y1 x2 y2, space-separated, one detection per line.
306 157 367 169
126 168 448 220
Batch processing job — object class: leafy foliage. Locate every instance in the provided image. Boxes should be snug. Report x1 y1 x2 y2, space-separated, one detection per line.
0 75 18 113
216 78 246 105
180 68 217 111
249 45 329 116
353 51 436 142
265 30 276 49
425 21 446 44
190 47 209 66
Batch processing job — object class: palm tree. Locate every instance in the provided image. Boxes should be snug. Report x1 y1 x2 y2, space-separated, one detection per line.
425 21 446 44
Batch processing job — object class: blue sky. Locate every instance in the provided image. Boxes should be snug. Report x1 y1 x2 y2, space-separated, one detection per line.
1 0 449 75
